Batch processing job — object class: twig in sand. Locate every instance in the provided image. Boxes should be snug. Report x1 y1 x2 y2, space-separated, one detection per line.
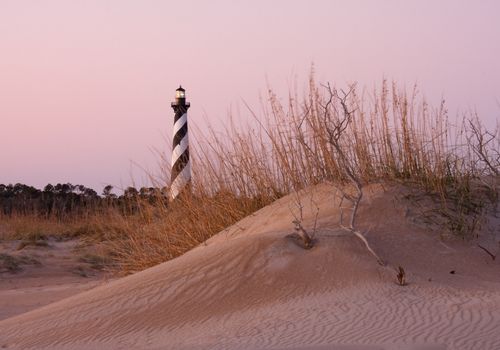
477 243 496 260
396 266 407 286
289 196 318 249
292 219 314 249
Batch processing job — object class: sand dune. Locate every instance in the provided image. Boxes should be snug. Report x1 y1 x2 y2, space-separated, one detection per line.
0 184 499 349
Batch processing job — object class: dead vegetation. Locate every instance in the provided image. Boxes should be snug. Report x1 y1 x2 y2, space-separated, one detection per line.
0 215 103 242
1 76 498 273
396 266 407 286
288 195 318 249
0 253 41 273
78 254 112 271
287 82 385 264
16 240 50 251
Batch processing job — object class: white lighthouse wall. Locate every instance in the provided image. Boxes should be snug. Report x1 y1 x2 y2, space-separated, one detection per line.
170 160 191 199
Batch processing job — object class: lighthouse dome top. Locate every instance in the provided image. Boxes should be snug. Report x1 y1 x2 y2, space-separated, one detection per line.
175 86 186 99
172 85 190 108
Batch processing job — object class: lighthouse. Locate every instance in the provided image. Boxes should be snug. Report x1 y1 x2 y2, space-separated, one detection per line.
170 86 191 200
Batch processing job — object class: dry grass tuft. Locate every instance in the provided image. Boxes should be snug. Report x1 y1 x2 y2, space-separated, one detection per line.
0 253 41 273
91 193 268 273
16 240 50 251
0 215 104 242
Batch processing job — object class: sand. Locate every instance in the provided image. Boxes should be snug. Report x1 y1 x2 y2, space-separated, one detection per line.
0 184 499 349
0 238 110 321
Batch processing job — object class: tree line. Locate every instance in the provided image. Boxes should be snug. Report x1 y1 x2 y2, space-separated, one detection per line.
0 183 168 219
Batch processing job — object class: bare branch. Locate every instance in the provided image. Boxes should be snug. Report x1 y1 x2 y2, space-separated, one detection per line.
341 225 385 265
322 83 383 265
467 118 499 176
477 243 496 261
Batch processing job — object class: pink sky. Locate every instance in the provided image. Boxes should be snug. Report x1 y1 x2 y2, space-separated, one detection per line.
1 0 499 192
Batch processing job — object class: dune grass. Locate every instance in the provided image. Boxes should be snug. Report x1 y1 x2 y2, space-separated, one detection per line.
0 214 105 241
2 78 498 273
99 78 497 273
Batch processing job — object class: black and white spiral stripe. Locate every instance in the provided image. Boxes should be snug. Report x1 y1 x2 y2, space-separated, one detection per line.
170 105 190 199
